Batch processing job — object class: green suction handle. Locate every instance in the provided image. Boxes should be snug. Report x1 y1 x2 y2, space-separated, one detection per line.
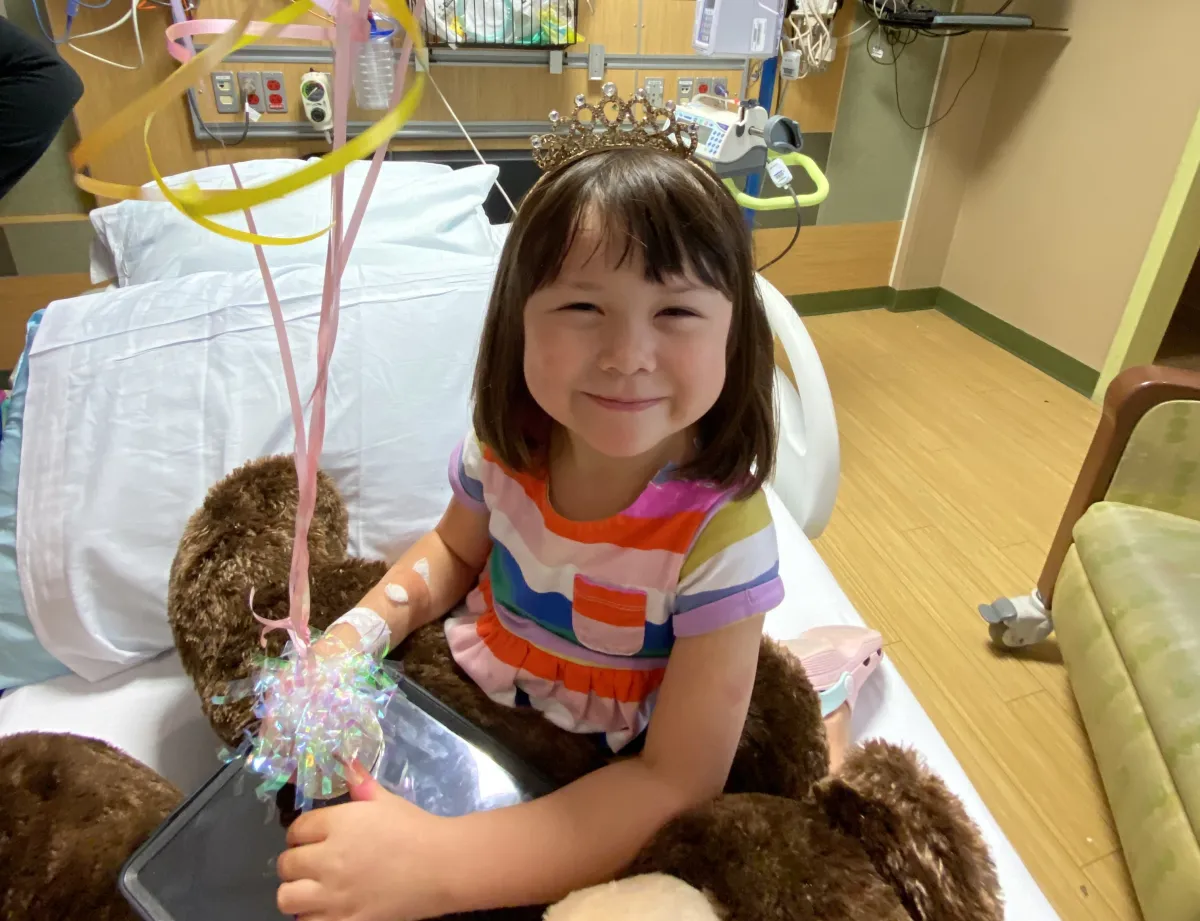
724 151 830 211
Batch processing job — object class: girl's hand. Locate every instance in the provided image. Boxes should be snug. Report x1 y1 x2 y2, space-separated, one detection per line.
276 766 457 921
310 620 367 659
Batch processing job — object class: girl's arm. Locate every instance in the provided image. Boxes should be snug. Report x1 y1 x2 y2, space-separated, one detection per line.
443 612 766 913
322 497 491 652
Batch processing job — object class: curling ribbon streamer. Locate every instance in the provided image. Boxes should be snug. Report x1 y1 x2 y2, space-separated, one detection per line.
68 0 426 247
70 1 300 202
245 0 426 652
171 0 426 220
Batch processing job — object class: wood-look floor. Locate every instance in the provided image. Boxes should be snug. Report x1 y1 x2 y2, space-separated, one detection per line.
804 309 1141 921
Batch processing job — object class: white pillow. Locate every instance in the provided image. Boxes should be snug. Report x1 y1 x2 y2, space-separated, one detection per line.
89 160 500 287
18 260 498 682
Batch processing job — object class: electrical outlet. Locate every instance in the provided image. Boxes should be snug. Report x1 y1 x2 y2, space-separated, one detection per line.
712 76 728 98
676 77 695 104
211 71 240 114
239 71 265 113
694 75 712 97
261 71 288 113
644 77 665 108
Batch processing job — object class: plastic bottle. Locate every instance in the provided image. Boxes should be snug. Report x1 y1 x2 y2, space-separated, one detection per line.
354 17 395 111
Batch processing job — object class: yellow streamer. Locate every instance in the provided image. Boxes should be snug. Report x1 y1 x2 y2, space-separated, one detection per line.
143 113 330 246
70 0 427 247
71 2 309 203
172 0 426 219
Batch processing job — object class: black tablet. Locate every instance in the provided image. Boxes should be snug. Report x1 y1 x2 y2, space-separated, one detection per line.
119 676 555 921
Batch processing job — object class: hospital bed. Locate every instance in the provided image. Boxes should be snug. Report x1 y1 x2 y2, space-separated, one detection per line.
0 159 1058 920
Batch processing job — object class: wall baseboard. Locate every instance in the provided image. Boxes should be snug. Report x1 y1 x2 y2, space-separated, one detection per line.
788 285 1100 396
788 285 940 316
933 290 1100 396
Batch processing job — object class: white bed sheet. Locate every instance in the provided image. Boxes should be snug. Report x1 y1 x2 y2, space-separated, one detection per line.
0 651 223 794
762 489 1057 920
0 485 1057 919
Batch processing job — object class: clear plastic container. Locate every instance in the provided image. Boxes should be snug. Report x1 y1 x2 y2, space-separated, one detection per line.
354 18 395 110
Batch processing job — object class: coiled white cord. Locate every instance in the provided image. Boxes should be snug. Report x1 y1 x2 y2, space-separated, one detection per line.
67 0 145 71
782 0 835 79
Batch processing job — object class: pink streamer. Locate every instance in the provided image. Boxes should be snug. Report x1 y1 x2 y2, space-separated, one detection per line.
166 0 196 59
164 19 356 65
233 0 420 656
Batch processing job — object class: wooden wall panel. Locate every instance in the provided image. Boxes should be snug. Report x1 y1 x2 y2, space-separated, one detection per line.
0 274 96 369
53 0 848 168
776 0 855 135
44 2 205 187
755 221 902 296
38 0 894 296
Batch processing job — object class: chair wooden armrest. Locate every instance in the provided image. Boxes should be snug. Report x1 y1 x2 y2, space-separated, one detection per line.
1038 364 1200 606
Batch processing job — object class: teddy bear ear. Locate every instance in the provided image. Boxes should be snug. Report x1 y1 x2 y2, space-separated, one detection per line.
814 740 1004 921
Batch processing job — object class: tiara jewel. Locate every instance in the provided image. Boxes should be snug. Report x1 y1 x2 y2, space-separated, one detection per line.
530 81 700 172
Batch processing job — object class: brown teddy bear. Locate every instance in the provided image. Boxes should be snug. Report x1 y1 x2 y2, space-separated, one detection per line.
0 731 182 921
0 457 1003 921
166 455 1004 921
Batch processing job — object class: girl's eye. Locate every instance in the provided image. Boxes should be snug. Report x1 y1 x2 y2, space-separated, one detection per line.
560 302 598 313
659 306 699 319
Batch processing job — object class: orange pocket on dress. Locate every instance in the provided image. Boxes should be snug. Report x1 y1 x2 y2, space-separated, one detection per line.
571 575 647 656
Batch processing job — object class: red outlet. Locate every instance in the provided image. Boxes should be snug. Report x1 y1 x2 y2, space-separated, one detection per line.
697 81 710 93
268 93 284 108
266 78 281 91
247 93 260 106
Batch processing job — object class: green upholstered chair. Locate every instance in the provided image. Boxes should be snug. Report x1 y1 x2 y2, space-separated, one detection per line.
1039 366 1200 921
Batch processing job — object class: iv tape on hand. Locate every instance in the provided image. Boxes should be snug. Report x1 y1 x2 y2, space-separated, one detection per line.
69 0 427 246
331 607 392 657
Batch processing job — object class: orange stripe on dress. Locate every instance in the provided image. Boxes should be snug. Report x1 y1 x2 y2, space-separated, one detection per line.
572 577 647 628
475 611 665 703
484 455 708 553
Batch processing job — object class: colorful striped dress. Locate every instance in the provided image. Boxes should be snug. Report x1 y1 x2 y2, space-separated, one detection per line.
445 431 784 753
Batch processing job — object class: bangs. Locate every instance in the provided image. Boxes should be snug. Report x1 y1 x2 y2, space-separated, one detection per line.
516 149 742 298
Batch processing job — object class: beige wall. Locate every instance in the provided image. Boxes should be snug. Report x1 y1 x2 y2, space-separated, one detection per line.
896 0 1200 370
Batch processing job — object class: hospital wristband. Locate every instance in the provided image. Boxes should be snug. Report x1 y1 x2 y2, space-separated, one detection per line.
329 607 392 657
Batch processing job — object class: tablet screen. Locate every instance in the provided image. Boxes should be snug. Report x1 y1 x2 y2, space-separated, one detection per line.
121 678 552 921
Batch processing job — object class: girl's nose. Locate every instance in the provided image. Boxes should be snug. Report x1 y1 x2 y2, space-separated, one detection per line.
598 320 655 375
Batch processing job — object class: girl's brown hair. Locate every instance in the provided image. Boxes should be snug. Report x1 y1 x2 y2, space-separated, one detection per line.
472 146 776 498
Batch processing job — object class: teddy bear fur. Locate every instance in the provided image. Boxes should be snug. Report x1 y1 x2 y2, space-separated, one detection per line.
0 732 183 921
166 455 1004 921
0 456 1003 921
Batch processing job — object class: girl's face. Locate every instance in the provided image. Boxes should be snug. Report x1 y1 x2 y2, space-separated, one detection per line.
523 227 734 461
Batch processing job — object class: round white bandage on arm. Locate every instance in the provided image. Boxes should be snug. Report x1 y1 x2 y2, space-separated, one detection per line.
412 557 431 585
329 607 392 657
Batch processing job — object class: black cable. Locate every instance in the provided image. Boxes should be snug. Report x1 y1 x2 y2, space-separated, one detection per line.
756 187 803 273
187 87 250 147
892 31 988 130
865 13 989 131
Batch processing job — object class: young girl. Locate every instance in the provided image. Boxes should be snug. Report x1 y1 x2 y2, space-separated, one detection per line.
274 144 849 921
